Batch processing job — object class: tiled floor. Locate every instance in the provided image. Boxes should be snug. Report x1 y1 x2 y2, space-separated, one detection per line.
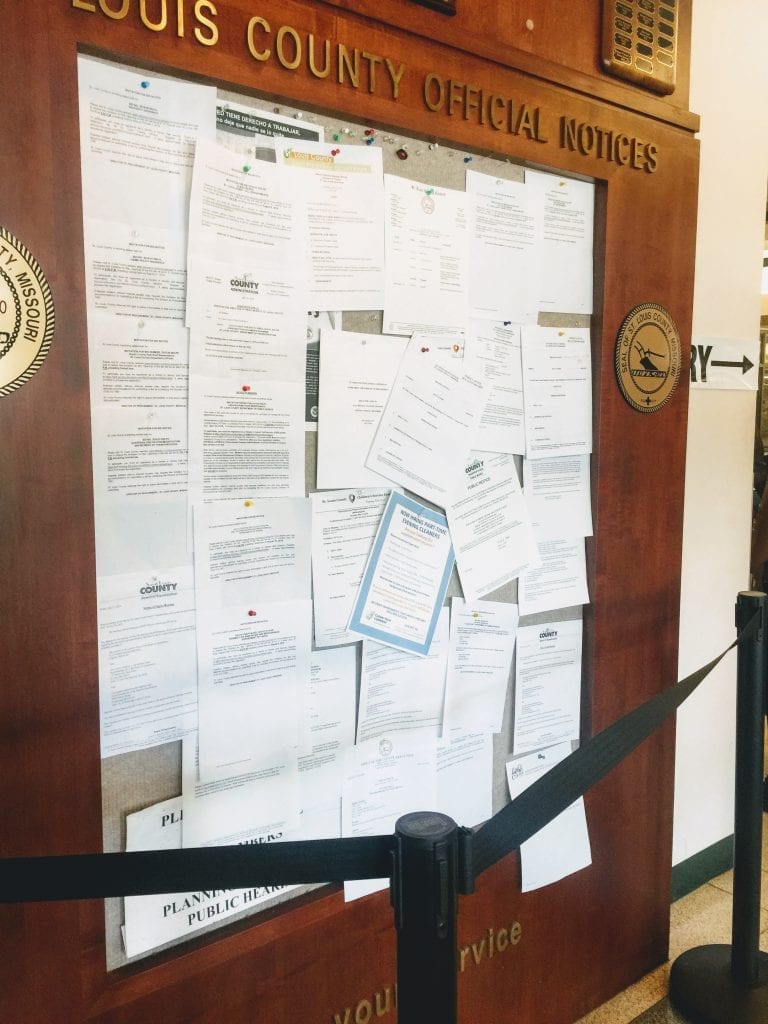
574 835 768 1024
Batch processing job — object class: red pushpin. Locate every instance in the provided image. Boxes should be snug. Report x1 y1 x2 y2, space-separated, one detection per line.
242 384 251 392
248 609 257 617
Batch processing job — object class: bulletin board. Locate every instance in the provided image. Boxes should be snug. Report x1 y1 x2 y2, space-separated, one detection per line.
0 4 700 1023
95 58 590 969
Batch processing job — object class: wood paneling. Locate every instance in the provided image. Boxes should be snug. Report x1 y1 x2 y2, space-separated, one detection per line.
0 2 699 1021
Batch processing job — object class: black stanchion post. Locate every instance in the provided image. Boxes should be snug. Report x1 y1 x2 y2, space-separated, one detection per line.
733 591 768 987
669 590 768 1023
392 812 460 1024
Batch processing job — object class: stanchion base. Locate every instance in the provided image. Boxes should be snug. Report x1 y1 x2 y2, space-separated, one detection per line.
669 945 768 1023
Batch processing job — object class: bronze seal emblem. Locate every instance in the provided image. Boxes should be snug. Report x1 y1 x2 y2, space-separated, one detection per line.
0 226 55 397
615 302 680 413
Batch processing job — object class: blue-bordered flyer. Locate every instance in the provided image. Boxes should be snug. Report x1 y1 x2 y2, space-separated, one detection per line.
348 492 455 656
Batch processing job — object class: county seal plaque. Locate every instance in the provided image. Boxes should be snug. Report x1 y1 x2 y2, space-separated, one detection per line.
0 226 55 396
615 302 680 413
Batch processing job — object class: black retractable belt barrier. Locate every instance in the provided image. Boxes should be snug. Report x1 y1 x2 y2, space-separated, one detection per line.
669 591 768 1024
0 598 762 1024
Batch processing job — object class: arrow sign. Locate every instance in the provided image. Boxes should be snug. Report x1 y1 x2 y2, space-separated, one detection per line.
711 355 754 374
690 337 759 391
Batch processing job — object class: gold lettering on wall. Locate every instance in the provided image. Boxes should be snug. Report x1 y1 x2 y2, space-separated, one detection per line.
193 0 217 45
331 920 523 1023
71 0 218 45
247 15 271 60
98 0 129 18
68 2 661 170
139 0 168 32
559 115 658 173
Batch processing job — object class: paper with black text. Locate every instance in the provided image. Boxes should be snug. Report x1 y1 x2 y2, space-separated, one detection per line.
436 731 493 828
447 452 539 602
123 795 295 958
182 736 300 847
522 455 593 539
465 322 526 455
513 620 582 753
90 349 190 575
466 170 538 324
186 256 307 384
342 735 437 901
304 311 339 431
310 487 395 648
383 175 469 336
316 329 408 490
526 168 594 315
357 606 449 743
517 538 589 616
195 599 312 781
193 496 311 609
505 742 591 891
348 492 454 657
187 377 305 513
97 567 197 758
275 138 385 310
443 598 519 734
88 315 189 412
187 138 307 274
298 647 357 839
521 326 592 459
365 340 486 508
78 56 215 321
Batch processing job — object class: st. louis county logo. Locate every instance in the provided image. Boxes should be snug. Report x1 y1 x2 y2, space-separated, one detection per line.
615 302 681 413
0 226 55 397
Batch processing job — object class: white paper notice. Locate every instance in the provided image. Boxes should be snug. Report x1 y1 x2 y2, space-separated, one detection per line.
383 175 469 336
89 336 190 574
447 452 539 601
310 487 394 648
196 599 312 780
365 341 486 508
466 322 526 455
88 315 189 412
182 736 300 848
187 378 305 508
299 647 357 839
316 330 408 490
466 170 538 324
436 731 493 828
513 620 582 754
523 455 593 540
275 138 385 310
97 567 197 758
84 221 188 322
193 496 311 608
357 606 449 743
506 742 591 891
188 139 306 270
78 56 215 231
517 538 589 616
521 326 592 459
443 598 519 734
342 735 437 900
123 794 295 958
526 168 594 315
186 256 307 384
78 57 215 320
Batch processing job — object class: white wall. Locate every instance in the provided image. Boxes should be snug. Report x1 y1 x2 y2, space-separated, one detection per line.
673 1 768 864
